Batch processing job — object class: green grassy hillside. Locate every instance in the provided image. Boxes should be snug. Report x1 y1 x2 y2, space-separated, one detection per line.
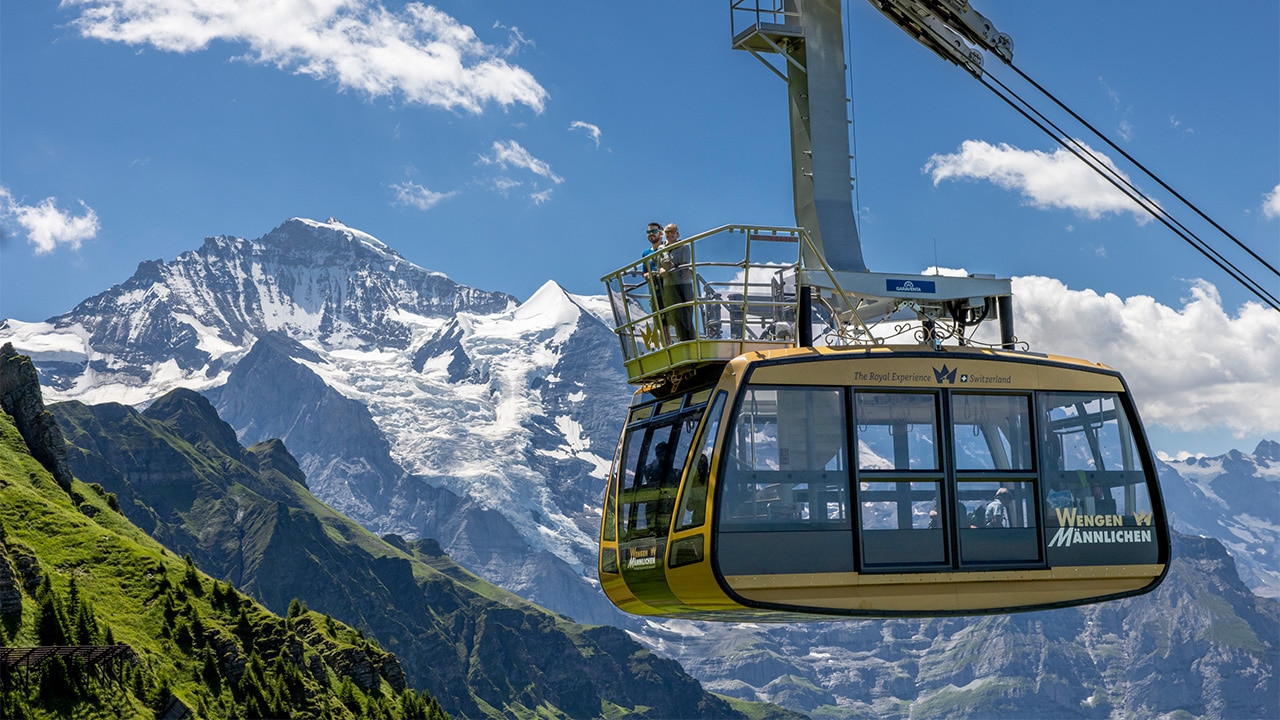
51 389 766 719
0 409 445 719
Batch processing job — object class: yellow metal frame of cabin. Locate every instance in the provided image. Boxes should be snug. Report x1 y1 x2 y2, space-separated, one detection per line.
743 345 1125 391
599 346 1166 619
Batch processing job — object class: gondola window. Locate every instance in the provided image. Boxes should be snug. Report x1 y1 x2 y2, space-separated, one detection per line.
716 385 854 575
854 391 947 567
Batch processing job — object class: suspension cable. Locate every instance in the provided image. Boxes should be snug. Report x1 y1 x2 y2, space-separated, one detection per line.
846 0 863 239
886 3 1279 309
974 71 1280 311
1004 62 1280 281
893 12 1278 308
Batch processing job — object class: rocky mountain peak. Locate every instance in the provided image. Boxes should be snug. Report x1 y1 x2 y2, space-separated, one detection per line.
9 218 520 400
142 388 245 462
514 280 581 321
248 438 309 488
249 217 407 267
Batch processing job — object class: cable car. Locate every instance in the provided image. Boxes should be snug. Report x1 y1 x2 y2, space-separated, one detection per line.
598 227 1169 619
597 1 1170 619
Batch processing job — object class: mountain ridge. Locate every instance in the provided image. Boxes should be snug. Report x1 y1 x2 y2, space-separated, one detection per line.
4 217 516 403
0 344 447 718
4 216 1277 718
50 384 777 719
1157 439 1280 596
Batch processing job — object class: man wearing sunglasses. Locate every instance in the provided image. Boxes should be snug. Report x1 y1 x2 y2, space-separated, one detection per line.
641 222 670 343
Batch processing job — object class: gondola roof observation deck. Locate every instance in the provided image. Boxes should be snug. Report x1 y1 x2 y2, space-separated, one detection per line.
601 224 1015 388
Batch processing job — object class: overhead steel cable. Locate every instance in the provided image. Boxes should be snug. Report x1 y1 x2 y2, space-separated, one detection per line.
880 0 1279 309
1003 62 1280 283
889 6 1278 309
972 70 1280 311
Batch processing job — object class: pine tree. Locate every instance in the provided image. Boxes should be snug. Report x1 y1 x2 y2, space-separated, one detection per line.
182 554 201 593
234 608 254 652
67 581 100 645
189 606 206 647
201 650 222 694
35 581 67 646
337 676 362 715
154 572 172 599
149 674 173 718
161 592 177 629
37 655 72 706
173 619 194 649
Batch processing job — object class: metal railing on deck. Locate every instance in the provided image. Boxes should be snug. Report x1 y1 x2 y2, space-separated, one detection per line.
602 225 852 385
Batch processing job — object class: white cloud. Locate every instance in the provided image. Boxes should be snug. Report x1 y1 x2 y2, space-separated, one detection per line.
971 276 1280 438
924 139 1156 223
919 266 969 277
489 177 522 197
569 120 602 148
529 188 553 205
481 139 562 184
1263 183 1280 219
0 187 100 254
491 21 533 57
1099 77 1121 109
62 0 547 114
391 181 457 211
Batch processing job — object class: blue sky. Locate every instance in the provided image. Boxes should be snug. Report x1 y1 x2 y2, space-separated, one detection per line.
2 0 1278 456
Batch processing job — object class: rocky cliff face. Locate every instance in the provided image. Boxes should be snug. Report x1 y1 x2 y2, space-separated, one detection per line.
11 218 515 398
202 325 627 625
203 332 426 522
0 342 73 490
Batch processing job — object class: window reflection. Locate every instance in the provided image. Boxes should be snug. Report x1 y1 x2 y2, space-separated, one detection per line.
1040 392 1154 520
855 392 938 470
951 394 1033 470
719 386 850 530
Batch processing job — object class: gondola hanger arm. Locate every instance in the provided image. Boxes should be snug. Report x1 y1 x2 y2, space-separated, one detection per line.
867 0 1012 63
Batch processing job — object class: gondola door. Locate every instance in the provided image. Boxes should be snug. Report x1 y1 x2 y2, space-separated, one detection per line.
611 394 707 611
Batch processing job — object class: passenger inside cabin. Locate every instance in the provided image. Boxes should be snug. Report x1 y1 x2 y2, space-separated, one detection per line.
928 499 970 529
1087 482 1117 515
679 454 711 528
631 440 670 533
984 487 1012 528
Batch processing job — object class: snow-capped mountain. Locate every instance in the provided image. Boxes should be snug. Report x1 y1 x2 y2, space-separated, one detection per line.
7 218 515 403
1158 440 1280 596
4 217 1276 718
2 217 632 623
5 218 1275 615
